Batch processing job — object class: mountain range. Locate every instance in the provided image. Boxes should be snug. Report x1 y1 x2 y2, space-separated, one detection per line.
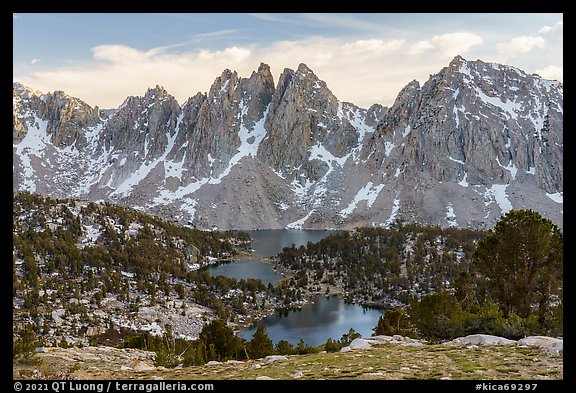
13 55 563 230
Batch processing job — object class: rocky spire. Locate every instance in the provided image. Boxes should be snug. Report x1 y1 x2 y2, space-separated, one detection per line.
12 83 102 148
169 63 275 181
259 63 356 178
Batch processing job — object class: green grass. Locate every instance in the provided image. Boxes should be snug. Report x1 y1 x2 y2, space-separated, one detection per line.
14 343 563 380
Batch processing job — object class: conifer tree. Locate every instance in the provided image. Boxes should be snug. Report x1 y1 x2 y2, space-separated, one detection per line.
248 324 274 359
473 209 563 321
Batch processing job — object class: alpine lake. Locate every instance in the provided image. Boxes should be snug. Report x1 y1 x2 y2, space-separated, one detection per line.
204 229 385 346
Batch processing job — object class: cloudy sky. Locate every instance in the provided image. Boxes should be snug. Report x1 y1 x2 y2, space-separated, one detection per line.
13 13 563 109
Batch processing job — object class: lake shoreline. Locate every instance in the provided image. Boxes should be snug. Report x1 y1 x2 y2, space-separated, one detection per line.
209 230 387 345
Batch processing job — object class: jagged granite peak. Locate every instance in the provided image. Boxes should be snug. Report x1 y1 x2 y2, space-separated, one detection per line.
354 55 562 229
403 55 563 192
259 63 361 181
13 83 102 148
13 83 106 197
13 82 44 100
173 63 275 182
12 57 563 231
244 62 275 128
445 56 563 194
42 90 103 148
89 86 182 198
101 86 180 157
166 92 207 164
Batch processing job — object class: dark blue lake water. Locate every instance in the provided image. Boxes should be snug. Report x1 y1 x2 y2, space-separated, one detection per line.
206 259 283 286
206 229 383 346
244 229 339 257
240 296 384 346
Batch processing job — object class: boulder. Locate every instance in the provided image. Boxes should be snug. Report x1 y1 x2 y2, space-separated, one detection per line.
266 355 288 363
131 359 156 371
349 338 372 349
401 342 424 347
447 334 516 346
544 341 563 356
517 336 562 348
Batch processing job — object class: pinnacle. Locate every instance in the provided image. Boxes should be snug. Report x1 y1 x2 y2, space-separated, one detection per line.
258 63 271 76
297 63 313 74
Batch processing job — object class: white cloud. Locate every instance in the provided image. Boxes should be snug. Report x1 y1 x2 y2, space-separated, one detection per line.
535 65 563 82
496 35 546 56
408 32 484 58
408 40 433 55
15 37 419 109
343 39 405 53
539 21 563 34
24 32 559 111
30 59 40 65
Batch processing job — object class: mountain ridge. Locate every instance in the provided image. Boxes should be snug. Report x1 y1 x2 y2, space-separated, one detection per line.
13 56 563 230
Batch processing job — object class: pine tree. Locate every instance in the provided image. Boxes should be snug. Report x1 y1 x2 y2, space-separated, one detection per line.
373 308 414 337
473 209 563 321
323 337 342 352
248 324 274 359
13 324 39 364
407 291 468 340
339 328 360 345
275 340 294 355
199 319 243 361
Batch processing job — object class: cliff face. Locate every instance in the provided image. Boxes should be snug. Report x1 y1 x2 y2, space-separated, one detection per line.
13 56 563 230
259 63 360 178
354 55 563 229
385 55 563 193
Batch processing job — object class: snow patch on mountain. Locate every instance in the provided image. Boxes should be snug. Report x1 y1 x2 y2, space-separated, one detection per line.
458 172 469 187
13 115 50 192
112 130 177 197
402 125 411 138
446 202 458 227
384 198 401 227
496 157 518 180
484 184 513 214
449 156 465 165
339 182 384 218
546 192 563 204
209 104 270 185
473 87 522 121
286 209 315 229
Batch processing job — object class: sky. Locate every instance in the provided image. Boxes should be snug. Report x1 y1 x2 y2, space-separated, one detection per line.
13 13 563 109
